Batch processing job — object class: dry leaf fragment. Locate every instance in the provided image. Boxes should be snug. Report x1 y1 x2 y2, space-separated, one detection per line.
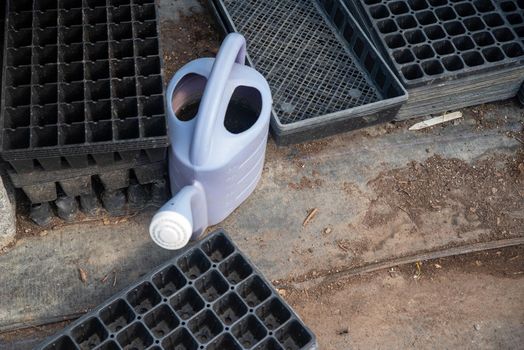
78 268 88 284
101 272 110 284
336 240 350 252
414 261 422 279
303 208 318 227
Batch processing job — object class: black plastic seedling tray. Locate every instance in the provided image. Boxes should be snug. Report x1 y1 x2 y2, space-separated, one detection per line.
0 1 4 97
0 0 168 165
28 178 169 226
5 144 166 174
7 148 165 186
352 0 524 88
210 0 408 145
38 230 318 350
9 155 166 203
495 0 524 41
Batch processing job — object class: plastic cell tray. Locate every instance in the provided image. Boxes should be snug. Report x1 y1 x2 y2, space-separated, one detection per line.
209 0 407 145
5 144 166 174
29 178 170 225
38 230 318 350
0 0 168 165
0 2 4 96
352 0 524 88
8 155 166 203
495 0 524 41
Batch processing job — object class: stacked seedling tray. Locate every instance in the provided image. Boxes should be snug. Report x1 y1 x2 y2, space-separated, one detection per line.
495 0 523 41
9 151 170 225
38 230 318 350
209 0 408 144
0 1 4 92
1 0 169 224
345 0 524 119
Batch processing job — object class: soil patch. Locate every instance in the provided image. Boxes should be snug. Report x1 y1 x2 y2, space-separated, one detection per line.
160 6 221 80
286 246 524 349
367 151 524 238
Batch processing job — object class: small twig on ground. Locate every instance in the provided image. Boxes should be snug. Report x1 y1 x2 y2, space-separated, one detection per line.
101 271 112 284
337 240 350 252
396 205 410 215
78 268 88 284
414 261 422 279
303 208 319 227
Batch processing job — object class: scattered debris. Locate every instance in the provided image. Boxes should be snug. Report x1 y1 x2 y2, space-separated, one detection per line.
322 227 332 235
434 263 442 269
409 111 463 131
337 327 350 335
160 13 220 79
289 176 323 190
277 288 287 297
112 272 117 287
100 272 110 284
474 324 481 331
369 153 524 238
336 240 350 252
78 268 88 284
303 208 319 227
414 261 422 279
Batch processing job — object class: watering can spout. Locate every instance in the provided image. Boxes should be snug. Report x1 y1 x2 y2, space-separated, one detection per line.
149 183 207 250
190 33 247 166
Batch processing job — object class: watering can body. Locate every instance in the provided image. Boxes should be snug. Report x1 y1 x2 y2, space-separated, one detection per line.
150 33 272 250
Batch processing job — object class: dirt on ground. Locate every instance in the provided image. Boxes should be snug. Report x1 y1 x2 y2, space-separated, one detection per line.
285 246 524 349
2 205 144 255
368 150 524 239
160 2 221 80
2 246 522 349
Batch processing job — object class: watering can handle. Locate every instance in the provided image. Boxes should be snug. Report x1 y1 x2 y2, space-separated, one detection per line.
190 33 247 166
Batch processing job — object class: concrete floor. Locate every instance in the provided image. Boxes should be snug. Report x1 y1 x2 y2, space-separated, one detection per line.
0 100 522 340
0 0 523 348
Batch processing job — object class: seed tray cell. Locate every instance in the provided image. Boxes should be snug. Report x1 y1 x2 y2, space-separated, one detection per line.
1 0 167 163
18 161 166 202
8 153 166 197
27 177 169 226
351 0 524 87
210 0 407 144
38 230 317 349
495 0 524 40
